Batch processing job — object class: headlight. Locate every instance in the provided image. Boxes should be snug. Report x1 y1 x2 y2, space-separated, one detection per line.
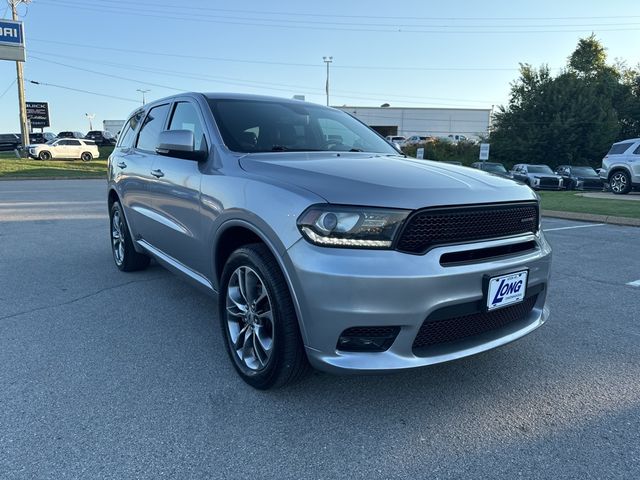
297 205 410 249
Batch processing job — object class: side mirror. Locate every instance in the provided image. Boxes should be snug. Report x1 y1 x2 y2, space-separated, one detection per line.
156 130 206 161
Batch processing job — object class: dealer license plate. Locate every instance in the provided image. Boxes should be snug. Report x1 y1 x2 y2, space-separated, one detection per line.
486 270 528 311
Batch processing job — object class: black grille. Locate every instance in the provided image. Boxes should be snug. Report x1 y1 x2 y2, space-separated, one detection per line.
396 202 538 254
539 177 560 187
340 326 400 338
413 295 537 351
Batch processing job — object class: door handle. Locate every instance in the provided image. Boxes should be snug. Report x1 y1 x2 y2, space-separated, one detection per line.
116 161 127 168
151 169 164 178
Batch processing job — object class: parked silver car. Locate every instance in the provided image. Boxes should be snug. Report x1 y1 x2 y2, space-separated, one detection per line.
599 138 640 194
107 93 552 389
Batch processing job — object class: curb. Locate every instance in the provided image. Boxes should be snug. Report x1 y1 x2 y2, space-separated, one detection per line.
542 209 640 227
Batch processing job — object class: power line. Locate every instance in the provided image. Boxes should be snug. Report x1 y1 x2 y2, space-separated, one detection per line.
28 49 502 105
35 0 640 34
26 79 140 103
0 79 16 100
36 0 640 23
28 38 543 73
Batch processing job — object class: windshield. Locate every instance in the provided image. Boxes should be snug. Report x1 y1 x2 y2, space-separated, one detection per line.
484 163 507 173
571 167 598 176
527 165 554 174
208 99 398 155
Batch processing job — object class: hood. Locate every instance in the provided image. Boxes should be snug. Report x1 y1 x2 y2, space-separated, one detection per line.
239 152 537 210
532 174 562 179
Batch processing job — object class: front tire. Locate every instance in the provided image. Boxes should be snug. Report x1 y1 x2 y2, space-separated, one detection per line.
109 201 150 272
81 151 93 162
219 244 309 389
38 151 51 160
610 171 631 194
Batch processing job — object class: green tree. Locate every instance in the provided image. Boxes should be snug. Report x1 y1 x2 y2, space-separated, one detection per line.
491 35 640 168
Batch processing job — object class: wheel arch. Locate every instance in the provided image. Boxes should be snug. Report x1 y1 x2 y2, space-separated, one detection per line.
213 219 309 344
607 166 632 182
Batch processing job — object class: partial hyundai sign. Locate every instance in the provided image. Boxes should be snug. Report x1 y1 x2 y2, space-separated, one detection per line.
26 102 50 128
0 19 25 62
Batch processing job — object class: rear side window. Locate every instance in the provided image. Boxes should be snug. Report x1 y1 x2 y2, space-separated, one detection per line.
117 111 144 148
68 140 81 146
136 104 170 152
608 143 632 155
633 144 640 155
168 102 206 151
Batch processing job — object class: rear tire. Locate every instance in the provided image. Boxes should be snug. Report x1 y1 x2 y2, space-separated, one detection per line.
609 171 631 195
38 151 51 160
81 151 93 162
219 244 309 389
109 201 150 272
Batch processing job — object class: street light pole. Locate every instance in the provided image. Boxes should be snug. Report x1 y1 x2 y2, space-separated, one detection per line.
85 113 95 131
10 0 30 150
136 89 150 105
323 56 333 107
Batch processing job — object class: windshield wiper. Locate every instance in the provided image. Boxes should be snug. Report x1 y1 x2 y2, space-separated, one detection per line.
270 145 323 152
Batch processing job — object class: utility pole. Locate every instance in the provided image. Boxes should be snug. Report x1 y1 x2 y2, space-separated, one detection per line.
136 89 150 105
10 0 30 150
85 113 95 131
323 56 332 107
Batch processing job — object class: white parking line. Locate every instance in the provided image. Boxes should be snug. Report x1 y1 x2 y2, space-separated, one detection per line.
627 280 640 287
543 224 606 232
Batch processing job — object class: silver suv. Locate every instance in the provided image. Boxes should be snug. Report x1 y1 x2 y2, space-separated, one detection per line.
107 93 552 389
600 138 640 194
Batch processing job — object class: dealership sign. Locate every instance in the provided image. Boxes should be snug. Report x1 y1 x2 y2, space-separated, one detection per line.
479 143 490 161
0 19 25 62
26 102 50 128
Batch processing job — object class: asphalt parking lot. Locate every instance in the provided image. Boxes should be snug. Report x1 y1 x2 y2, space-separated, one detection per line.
1 180 639 479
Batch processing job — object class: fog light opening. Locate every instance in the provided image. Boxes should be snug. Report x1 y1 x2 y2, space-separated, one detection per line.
337 326 400 352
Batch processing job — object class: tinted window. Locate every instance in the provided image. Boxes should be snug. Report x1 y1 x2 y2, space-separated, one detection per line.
608 143 632 155
634 144 640 155
136 104 170 151
69 140 81 146
569 167 595 176
117 111 144 148
527 165 554 174
484 163 507 173
208 99 397 154
168 102 206 151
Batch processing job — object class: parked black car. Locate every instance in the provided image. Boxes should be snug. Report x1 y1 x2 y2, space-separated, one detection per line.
57 131 85 139
85 130 116 146
0 133 20 151
511 164 564 190
15 132 57 144
470 161 513 178
555 165 604 190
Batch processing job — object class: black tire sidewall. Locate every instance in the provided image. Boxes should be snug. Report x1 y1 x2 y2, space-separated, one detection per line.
218 245 302 389
81 152 92 162
39 151 51 160
109 201 149 272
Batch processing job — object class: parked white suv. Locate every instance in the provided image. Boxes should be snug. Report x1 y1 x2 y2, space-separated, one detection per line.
29 138 100 161
599 138 640 194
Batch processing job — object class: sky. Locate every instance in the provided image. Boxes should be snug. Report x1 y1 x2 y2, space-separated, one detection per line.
1 0 639 133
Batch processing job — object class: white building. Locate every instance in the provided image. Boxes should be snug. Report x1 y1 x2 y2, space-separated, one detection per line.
336 106 491 140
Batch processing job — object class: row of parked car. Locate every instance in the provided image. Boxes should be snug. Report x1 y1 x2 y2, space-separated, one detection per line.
469 162 604 191
0 130 117 151
464 138 640 195
385 134 470 147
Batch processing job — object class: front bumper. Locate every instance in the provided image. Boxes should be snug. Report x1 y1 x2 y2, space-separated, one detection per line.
283 232 552 373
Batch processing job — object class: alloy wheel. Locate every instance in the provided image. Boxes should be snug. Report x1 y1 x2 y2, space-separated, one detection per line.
111 210 125 265
610 172 628 193
225 266 274 371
